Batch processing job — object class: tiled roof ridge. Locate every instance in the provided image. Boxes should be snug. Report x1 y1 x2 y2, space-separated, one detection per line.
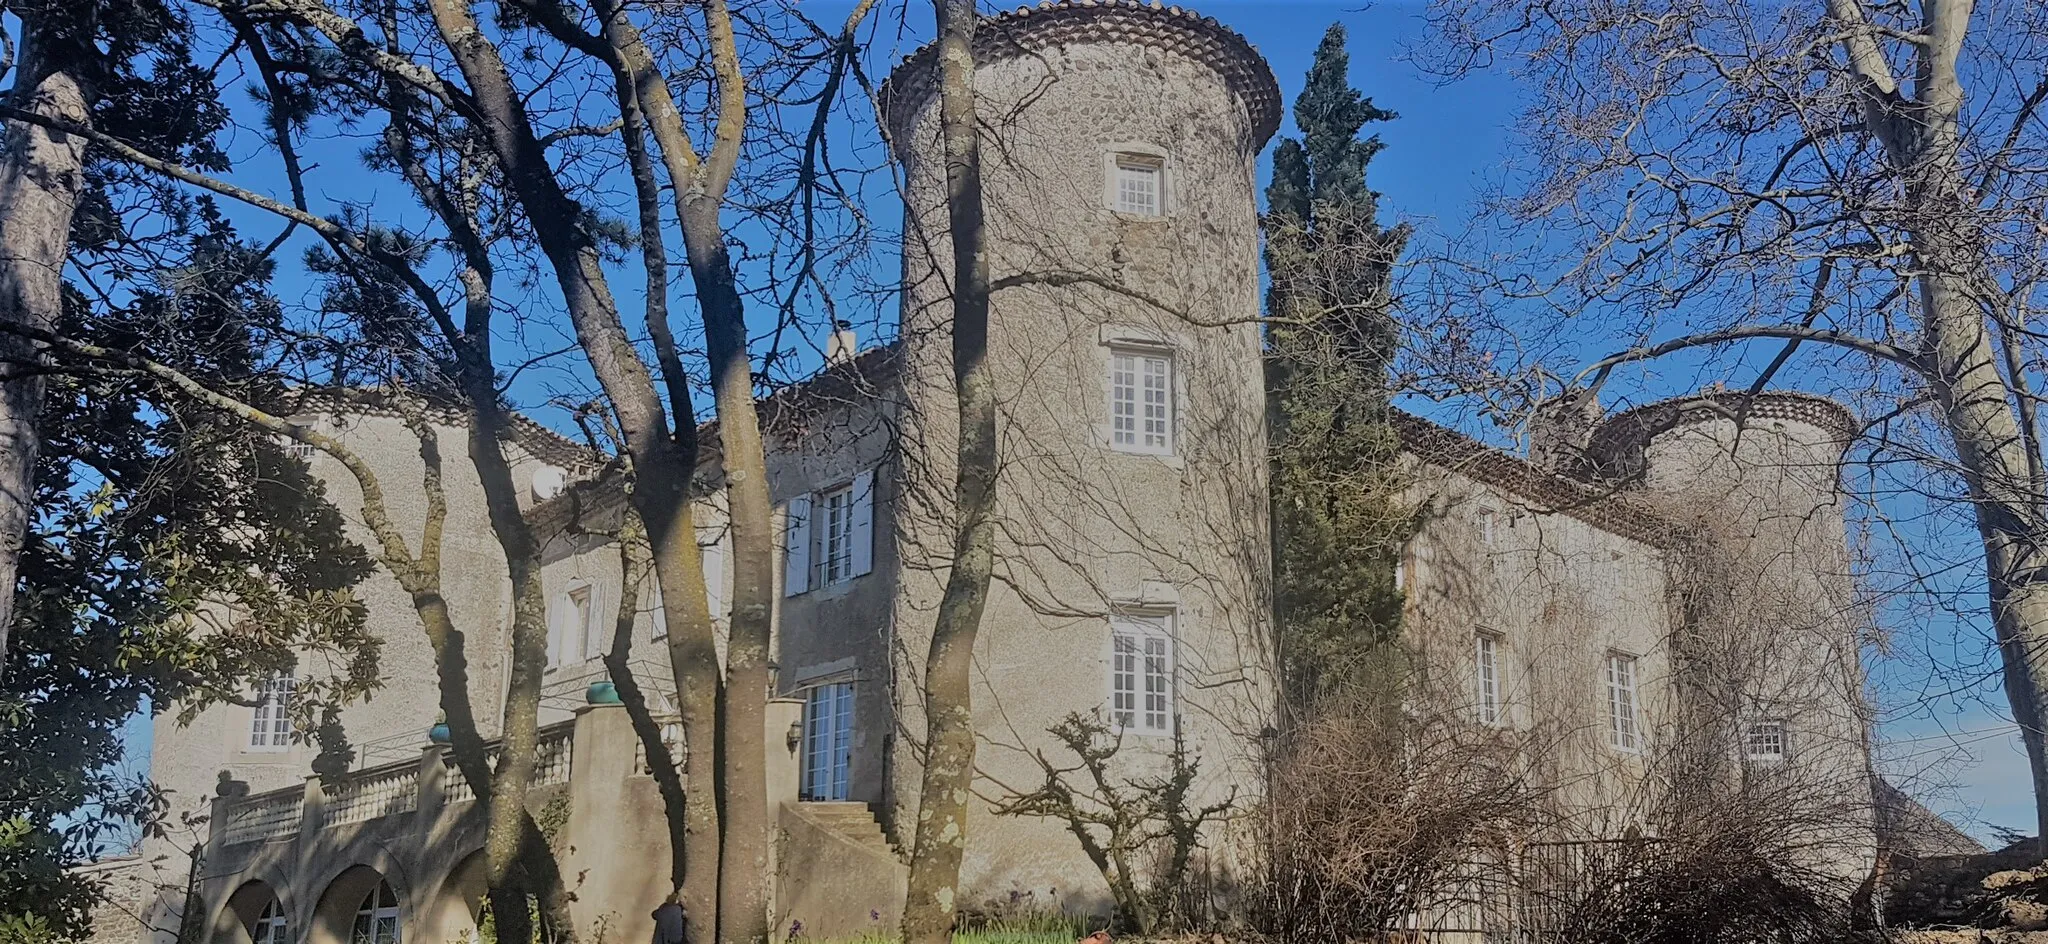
1390 408 1698 551
880 0 1283 149
1591 391 1860 457
285 387 605 471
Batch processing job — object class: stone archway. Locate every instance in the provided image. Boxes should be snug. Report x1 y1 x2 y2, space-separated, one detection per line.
209 880 287 944
309 865 402 944
414 851 487 944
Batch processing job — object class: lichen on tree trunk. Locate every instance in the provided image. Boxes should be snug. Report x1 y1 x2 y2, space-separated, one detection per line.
902 2 998 941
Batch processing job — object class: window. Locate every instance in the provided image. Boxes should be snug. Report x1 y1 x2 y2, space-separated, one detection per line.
253 898 288 944
1479 508 1498 547
1745 720 1787 763
1111 155 1163 216
352 881 400 944
1110 350 1174 455
1474 632 1502 725
817 484 857 586
249 674 295 750
1605 652 1643 752
547 583 602 667
782 471 874 597
801 681 855 801
570 584 598 660
286 442 317 460
1110 614 1174 736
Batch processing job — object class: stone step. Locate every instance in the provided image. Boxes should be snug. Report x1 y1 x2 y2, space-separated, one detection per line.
798 802 900 856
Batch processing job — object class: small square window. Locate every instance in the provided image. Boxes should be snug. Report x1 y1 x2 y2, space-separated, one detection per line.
1109 349 1174 455
1745 720 1787 762
1111 156 1164 217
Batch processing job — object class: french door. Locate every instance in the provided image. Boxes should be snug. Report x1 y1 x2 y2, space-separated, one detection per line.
801 682 854 801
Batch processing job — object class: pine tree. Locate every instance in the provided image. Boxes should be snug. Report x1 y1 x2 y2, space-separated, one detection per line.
1265 24 1413 712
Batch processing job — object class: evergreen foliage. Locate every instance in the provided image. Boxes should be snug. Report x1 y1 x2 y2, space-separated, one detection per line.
0 9 380 929
1265 24 1415 711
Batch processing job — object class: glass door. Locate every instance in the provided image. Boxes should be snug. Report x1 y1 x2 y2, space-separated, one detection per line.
801 682 854 801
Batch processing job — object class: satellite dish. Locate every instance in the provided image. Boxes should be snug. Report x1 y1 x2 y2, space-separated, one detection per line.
532 465 568 501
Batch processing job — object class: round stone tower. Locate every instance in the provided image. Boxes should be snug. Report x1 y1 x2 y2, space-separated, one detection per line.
1589 392 1875 880
880 0 1280 908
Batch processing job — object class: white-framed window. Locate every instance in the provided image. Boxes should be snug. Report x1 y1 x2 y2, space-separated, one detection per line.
1478 507 1498 547
782 470 875 596
801 681 855 802
1474 631 1502 726
1109 613 1174 736
1109 349 1174 455
817 483 857 586
1745 720 1788 763
1605 652 1643 752
1111 154 1164 216
547 582 602 667
352 881 400 944
249 673 296 751
253 898 289 944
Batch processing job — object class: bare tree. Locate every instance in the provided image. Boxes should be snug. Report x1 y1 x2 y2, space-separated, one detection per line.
1417 0 2048 847
899 2 999 942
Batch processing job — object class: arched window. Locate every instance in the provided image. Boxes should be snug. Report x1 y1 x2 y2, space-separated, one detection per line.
252 898 288 944
352 881 400 944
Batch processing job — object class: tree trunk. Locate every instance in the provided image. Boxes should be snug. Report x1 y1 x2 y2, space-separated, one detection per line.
1917 259 2048 850
589 5 773 938
0 46 90 674
902 2 999 941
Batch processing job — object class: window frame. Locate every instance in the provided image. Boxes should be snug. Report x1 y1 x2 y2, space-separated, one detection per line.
1605 651 1644 753
799 680 856 801
1108 152 1166 218
1108 612 1176 738
352 881 400 944
1474 630 1503 726
570 582 600 661
1744 719 1788 764
814 482 857 587
248 673 296 752
253 898 289 944
1107 346 1176 456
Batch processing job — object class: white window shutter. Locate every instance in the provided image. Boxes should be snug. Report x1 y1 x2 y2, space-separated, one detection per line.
546 594 566 667
701 530 728 619
647 584 668 639
850 470 875 577
584 585 608 659
783 497 812 596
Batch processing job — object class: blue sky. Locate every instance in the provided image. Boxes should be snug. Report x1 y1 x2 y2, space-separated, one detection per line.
110 0 2031 847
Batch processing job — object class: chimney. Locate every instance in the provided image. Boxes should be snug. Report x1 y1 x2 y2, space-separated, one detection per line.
825 321 858 365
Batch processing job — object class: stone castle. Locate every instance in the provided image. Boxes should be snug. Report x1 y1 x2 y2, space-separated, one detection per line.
90 3 1885 943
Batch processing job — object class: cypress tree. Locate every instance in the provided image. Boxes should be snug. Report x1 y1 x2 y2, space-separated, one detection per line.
1265 24 1413 712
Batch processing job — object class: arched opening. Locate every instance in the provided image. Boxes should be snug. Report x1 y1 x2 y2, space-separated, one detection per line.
354 880 401 944
309 866 402 944
416 851 487 944
210 881 287 944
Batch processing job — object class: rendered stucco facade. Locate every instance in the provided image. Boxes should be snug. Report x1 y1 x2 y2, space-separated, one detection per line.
87 4 1879 943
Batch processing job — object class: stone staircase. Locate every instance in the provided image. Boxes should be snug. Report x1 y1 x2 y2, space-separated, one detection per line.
797 801 899 859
